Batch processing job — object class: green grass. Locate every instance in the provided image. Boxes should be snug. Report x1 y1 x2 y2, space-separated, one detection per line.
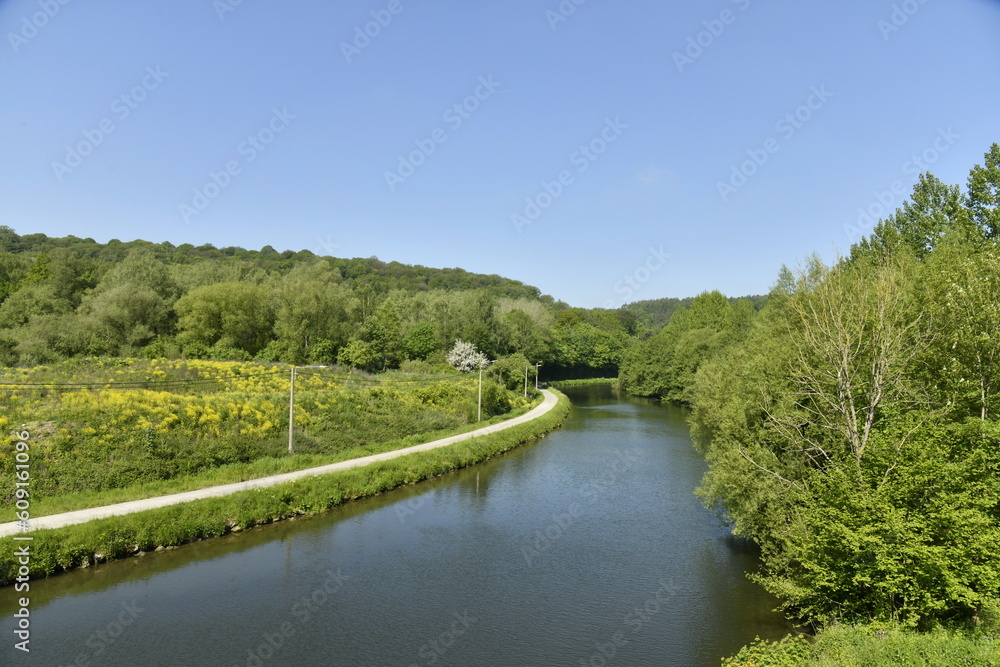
1 357 536 508
20 398 541 517
0 390 570 586
723 626 1000 666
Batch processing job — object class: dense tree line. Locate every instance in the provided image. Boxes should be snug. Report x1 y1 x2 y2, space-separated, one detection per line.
0 231 647 378
624 144 1000 631
621 293 766 332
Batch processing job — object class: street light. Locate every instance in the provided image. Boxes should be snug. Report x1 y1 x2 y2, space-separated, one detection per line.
478 360 496 422
288 365 328 454
535 362 542 390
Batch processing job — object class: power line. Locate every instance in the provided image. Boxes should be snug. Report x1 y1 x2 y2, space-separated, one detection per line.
0 366 472 391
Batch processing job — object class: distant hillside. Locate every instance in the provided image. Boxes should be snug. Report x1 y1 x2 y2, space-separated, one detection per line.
0 228 544 301
624 293 768 331
0 227 635 378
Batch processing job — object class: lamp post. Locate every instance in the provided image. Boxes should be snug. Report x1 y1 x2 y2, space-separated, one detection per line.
535 362 542 390
288 365 327 454
477 360 495 422
524 365 529 399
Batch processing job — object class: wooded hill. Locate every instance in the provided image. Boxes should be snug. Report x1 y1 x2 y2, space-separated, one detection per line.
0 228 645 378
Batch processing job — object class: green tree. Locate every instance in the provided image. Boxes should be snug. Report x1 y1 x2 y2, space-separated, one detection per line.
337 339 378 371
967 142 1000 238
174 282 274 356
404 321 438 360
273 262 354 363
851 174 973 261
920 242 1000 420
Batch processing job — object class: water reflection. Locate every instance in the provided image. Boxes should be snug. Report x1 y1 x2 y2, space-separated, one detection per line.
1 384 788 666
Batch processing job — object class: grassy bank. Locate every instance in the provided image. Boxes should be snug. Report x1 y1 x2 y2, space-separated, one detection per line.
0 389 569 585
724 625 1000 666
1 357 533 514
17 400 541 518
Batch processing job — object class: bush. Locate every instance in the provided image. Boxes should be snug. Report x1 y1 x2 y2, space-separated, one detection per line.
254 340 286 363
479 379 510 418
723 634 814 666
310 339 338 365
208 345 250 361
493 353 535 391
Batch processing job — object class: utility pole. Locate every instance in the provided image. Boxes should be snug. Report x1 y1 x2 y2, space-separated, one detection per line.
478 360 495 421
288 365 328 454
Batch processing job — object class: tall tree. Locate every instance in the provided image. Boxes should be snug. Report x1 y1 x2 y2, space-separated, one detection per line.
966 143 1000 239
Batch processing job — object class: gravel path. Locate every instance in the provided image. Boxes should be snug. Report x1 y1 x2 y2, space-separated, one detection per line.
0 390 558 537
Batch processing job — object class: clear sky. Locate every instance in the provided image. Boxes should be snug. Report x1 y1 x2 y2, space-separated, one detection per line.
2 0 999 308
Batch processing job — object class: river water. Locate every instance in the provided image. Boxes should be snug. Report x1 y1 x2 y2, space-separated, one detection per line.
1 385 787 666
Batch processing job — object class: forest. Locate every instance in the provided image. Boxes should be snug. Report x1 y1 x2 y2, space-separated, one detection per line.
0 228 656 379
623 144 1000 661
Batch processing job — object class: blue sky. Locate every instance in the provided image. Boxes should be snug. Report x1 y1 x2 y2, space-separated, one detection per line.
2 0 999 308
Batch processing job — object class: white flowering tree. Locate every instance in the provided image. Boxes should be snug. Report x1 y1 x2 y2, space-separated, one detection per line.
447 340 489 372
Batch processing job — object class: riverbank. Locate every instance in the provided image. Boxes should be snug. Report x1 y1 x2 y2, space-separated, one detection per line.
0 389 570 585
15 396 544 519
724 625 1000 665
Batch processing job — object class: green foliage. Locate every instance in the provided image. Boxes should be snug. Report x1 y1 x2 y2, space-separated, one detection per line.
722 634 814 666
272 262 354 364
618 291 754 400
551 322 628 377
404 321 438 360
689 145 1000 635
337 339 379 372
492 353 536 391
0 232 589 372
967 142 1000 239
478 378 511 418
725 625 1000 667
174 281 273 355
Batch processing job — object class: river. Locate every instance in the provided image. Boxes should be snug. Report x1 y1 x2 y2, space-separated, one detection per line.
1 384 787 666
